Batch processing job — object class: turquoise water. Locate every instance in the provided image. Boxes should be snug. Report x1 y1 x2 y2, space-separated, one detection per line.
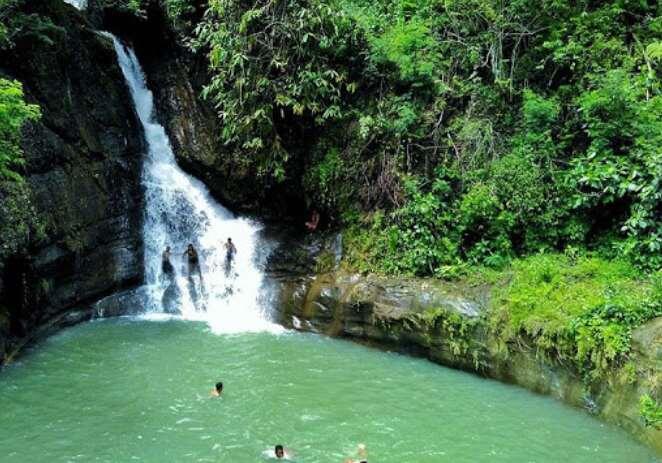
0 318 658 462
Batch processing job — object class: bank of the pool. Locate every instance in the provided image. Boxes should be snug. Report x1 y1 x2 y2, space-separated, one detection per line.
274 270 662 455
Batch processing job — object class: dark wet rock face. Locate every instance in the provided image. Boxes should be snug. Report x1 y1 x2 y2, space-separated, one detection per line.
0 0 144 364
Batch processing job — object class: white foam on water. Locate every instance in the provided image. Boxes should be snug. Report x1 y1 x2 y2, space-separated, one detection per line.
106 33 282 335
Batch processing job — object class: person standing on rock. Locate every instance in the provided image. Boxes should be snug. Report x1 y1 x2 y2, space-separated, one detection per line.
223 238 237 278
305 209 320 232
183 244 202 279
162 246 174 276
225 238 237 263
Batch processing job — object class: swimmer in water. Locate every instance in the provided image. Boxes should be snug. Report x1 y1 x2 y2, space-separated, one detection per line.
275 445 285 459
210 382 223 397
344 443 367 462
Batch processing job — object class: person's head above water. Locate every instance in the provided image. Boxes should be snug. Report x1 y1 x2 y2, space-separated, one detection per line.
165 246 170 252
210 381 223 397
188 243 194 250
275 445 284 458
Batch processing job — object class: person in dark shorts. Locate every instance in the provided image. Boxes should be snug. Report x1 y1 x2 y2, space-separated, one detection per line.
183 244 201 278
224 238 237 263
162 246 174 275
223 238 237 277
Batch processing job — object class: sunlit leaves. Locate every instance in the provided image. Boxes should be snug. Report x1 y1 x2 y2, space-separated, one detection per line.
372 19 439 82
0 78 40 181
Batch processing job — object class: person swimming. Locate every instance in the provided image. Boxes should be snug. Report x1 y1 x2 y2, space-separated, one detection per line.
343 443 367 463
210 382 223 397
275 445 285 459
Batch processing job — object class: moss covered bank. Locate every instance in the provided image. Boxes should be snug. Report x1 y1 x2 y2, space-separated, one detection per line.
273 266 661 454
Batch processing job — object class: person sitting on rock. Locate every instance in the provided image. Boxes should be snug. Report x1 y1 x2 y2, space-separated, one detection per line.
183 244 202 279
305 209 320 232
162 246 174 275
210 381 223 397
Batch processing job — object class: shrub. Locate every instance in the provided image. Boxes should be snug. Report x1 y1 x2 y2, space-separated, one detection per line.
0 78 40 181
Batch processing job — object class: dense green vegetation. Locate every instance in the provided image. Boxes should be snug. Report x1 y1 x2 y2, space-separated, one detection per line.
85 0 662 273
641 394 662 430
190 0 661 273
0 0 42 261
488 254 660 381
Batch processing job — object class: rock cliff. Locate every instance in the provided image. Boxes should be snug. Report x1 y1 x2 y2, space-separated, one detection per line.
0 0 144 364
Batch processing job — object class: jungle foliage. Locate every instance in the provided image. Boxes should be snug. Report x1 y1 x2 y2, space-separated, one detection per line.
0 0 42 259
488 253 661 383
184 0 661 408
188 0 661 273
0 0 41 181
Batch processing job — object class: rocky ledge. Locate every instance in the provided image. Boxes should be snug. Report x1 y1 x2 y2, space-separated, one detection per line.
272 265 662 454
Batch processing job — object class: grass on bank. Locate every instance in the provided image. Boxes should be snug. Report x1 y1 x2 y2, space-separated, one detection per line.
343 229 661 386
341 242 661 426
489 254 660 383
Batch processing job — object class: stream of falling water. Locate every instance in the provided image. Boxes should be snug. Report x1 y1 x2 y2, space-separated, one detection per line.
107 34 281 334
63 0 87 9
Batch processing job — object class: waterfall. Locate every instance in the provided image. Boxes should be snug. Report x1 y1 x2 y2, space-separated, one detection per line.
64 0 87 9
106 33 281 334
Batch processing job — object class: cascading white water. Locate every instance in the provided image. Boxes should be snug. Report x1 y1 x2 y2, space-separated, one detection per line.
106 33 281 334
64 0 87 9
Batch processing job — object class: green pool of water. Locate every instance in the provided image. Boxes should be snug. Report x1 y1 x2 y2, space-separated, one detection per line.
0 318 658 462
